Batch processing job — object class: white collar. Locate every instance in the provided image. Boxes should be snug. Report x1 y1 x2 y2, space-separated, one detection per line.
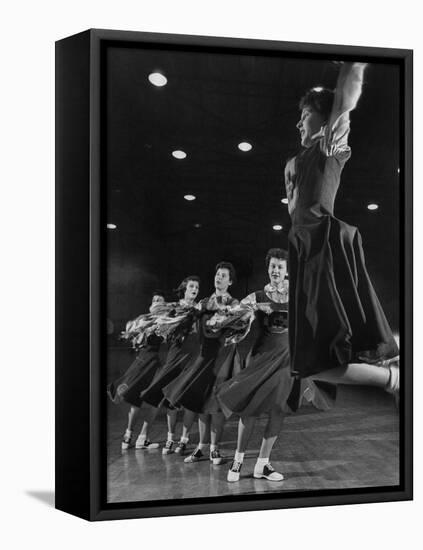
264 282 287 293
209 292 232 305
179 299 195 307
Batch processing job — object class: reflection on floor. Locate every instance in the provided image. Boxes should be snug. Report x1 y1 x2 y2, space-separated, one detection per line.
107 385 399 503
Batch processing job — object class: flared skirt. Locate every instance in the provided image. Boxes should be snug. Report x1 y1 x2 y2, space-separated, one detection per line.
107 349 161 408
288 215 398 378
141 333 200 408
216 331 300 417
163 343 241 414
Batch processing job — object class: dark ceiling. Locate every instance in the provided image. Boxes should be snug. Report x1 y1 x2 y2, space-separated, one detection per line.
105 44 401 331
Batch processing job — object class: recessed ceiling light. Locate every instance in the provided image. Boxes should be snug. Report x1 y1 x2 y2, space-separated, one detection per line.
107 223 117 229
148 72 167 87
184 195 196 201
273 224 283 231
397 168 400 174
281 198 288 204
367 204 379 211
238 142 252 152
312 86 324 92
194 223 201 228
172 150 187 159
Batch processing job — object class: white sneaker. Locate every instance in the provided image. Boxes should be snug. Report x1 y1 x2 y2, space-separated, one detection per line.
253 463 284 481
386 362 400 407
227 460 242 482
210 449 224 465
162 440 175 455
175 441 188 455
387 363 400 392
121 430 133 450
184 448 204 463
135 436 160 449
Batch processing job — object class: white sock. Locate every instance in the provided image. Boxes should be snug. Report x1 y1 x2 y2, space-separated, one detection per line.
124 429 132 436
180 436 189 444
210 444 218 452
255 457 269 470
167 432 175 442
198 443 208 451
234 451 245 463
387 365 400 392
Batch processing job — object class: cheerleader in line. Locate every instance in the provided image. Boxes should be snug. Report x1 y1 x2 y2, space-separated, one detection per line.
217 248 297 482
141 276 201 455
164 262 241 465
107 291 166 450
285 62 399 398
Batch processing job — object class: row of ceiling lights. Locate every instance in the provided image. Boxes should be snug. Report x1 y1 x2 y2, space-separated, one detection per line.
172 141 252 160
108 71 383 230
183 194 288 204
107 201 379 232
107 222 284 231
108 200 380 231
151 72 254 158
150 71 380 213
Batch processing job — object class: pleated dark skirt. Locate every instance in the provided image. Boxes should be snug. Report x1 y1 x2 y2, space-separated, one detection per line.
107 348 161 408
216 331 300 418
163 339 241 414
141 332 200 408
288 214 399 378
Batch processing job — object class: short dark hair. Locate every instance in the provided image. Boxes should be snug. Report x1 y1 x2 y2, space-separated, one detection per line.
265 248 288 269
174 275 201 298
215 261 236 283
299 87 334 121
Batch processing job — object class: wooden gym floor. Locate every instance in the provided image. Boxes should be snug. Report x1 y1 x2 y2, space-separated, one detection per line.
107 385 399 503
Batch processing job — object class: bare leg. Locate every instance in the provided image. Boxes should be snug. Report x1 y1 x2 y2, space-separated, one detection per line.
253 406 285 481
227 416 255 480
162 408 179 454
198 413 211 445
259 407 285 458
228 410 285 482
138 405 158 441
210 412 225 465
236 416 256 453
210 412 226 447
311 363 390 388
181 409 197 440
126 405 139 431
121 405 140 449
174 409 196 454
184 413 209 462
166 409 178 435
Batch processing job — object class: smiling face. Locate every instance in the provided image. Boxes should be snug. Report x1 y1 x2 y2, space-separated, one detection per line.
268 257 287 286
296 106 326 148
214 268 232 293
184 279 199 301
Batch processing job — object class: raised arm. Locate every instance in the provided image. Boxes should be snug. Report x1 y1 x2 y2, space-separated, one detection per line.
318 62 368 157
329 62 368 126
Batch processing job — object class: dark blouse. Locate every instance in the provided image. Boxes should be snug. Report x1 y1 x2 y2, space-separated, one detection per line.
285 114 352 225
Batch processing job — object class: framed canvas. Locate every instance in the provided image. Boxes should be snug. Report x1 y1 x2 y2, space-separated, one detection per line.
55 29 413 521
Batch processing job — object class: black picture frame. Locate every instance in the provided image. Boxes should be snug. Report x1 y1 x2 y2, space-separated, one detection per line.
55 28 413 521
